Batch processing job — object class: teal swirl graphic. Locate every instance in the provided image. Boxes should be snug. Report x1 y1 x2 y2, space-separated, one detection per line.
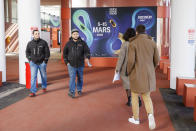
72 10 93 47
50 16 60 27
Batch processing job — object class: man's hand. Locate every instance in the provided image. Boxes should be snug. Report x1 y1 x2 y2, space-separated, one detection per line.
85 58 92 67
85 58 89 63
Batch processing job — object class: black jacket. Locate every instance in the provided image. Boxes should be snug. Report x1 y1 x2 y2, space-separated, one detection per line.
63 37 90 68
26 38 50 65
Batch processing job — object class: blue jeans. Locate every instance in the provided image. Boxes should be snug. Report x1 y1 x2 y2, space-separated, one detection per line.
30 61 47 93
67 64 84 93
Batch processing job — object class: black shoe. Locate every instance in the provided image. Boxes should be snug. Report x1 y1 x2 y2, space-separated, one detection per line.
126 96 142 107
126 101 131 106
139 97 142 107
68 92 75 98
78 91 82 96
126 96 131 106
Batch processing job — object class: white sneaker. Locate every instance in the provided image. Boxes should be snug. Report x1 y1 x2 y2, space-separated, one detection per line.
148 114 156 130
128 116 140 124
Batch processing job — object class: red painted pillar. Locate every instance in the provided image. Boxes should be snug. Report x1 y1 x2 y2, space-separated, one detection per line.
25 62 38 89
25 62 31 89
161 17 166 56
158 5 170 58
167 2 171 57
61 0 70 63
52 28 59 48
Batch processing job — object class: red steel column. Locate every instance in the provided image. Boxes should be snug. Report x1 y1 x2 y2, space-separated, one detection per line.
61 0 70 62
158 4 170 58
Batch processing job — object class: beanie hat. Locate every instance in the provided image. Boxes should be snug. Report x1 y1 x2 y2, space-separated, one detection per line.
71 29 79 34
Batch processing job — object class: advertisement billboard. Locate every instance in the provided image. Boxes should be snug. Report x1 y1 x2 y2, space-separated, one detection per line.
71 7 157 57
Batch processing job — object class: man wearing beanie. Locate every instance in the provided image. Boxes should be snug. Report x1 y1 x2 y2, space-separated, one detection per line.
63 29 90 98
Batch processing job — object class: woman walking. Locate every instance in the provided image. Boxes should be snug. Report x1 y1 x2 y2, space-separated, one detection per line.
115 28 141 106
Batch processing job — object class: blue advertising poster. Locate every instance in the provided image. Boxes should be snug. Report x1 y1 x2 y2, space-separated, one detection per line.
49 15 60 28
71 7 157 57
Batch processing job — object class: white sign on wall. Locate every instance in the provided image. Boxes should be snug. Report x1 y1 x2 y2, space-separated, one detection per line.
188 29 196 45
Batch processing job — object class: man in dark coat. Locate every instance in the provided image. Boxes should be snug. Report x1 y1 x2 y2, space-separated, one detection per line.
26 30 50 97
63 29 90 98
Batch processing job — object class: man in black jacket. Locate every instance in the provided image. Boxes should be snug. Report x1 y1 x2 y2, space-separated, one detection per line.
63 29 90 98
26 30 50 97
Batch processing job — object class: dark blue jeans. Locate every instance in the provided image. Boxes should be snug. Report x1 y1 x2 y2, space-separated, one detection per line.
67 64 84 93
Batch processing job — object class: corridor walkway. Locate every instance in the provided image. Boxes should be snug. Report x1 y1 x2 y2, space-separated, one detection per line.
0 56 174 131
